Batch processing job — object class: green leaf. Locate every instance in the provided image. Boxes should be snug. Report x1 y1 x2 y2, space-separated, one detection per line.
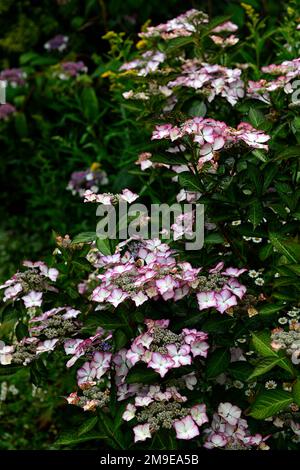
81 87 99 122
252 331 280 357
248 357 281 380
204 233 225 244
258 304 285 317
150 429 178 450
248 201 263 228
269 233 300 263
178 172 201 192
206 348 230 378
252 332 295 376
15 321 29 341
98 410 126 449
56 431 105 446
228 362 253 381
259 243 274 261
276 146 300 161
284 264 300 276
126 364 160 384
248 108 265 128
0 365 22 376
249 390 293 419
78 416 98 436
151 153 186 165
114 329 128 349
96 237 113 255
188 101 207 117
82 312 127 330
72 232 96 244
252 149 268 163
14 112 28 138
202 316 234 333
292 378 300 406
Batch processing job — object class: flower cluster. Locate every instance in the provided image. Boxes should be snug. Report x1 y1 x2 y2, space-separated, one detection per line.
66 387 110 412
203 402 269 449
67 164 108 197
152 118 270 168
0 103 16 120
120 50 166 76
210 21 239 48
271 320 300 365
123 385 208 442
247 57 300 103
56 61 88 80
126 319 209 377
138 9 209 41
0 68 26 87
64 328 112 368
83 188 138 204
0 306 81 366
91 238 246 311
44 34 69 52
168 62 244 106
0 261 59 308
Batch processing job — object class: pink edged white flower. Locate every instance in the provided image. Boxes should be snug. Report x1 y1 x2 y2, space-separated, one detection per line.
119 189 139 204
90 351 112 379
166 344 192 367
222 267 247 277
214 289 238 313
183 372 197 390
3 283 23 302
209 261 224 274
218 402 241 426
92 286 110 302
190 340 209 358
182 328 208 345
197 291 217 310
36 339 59 354
135 396 153 407
83 190 113 204
131 291 148 306
126 343 145 366
77 361 97 386
155 275 178 295
190 404 209 426
22 291 43 308
133 423 152 443
243 434 264 446
225 278 247 299
135 332 153 348
147 352 175 377
151 124 180 141
204 432 228 449
107 288 129 307
122 403 136 421
62 307 81 319
136 152 153 171
64 338 84 366
0 341 14 365
39 265 59 282
173 415 200 440
212 21 238 33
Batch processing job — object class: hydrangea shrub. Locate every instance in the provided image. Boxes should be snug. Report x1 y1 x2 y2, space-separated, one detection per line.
1 5 300 450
